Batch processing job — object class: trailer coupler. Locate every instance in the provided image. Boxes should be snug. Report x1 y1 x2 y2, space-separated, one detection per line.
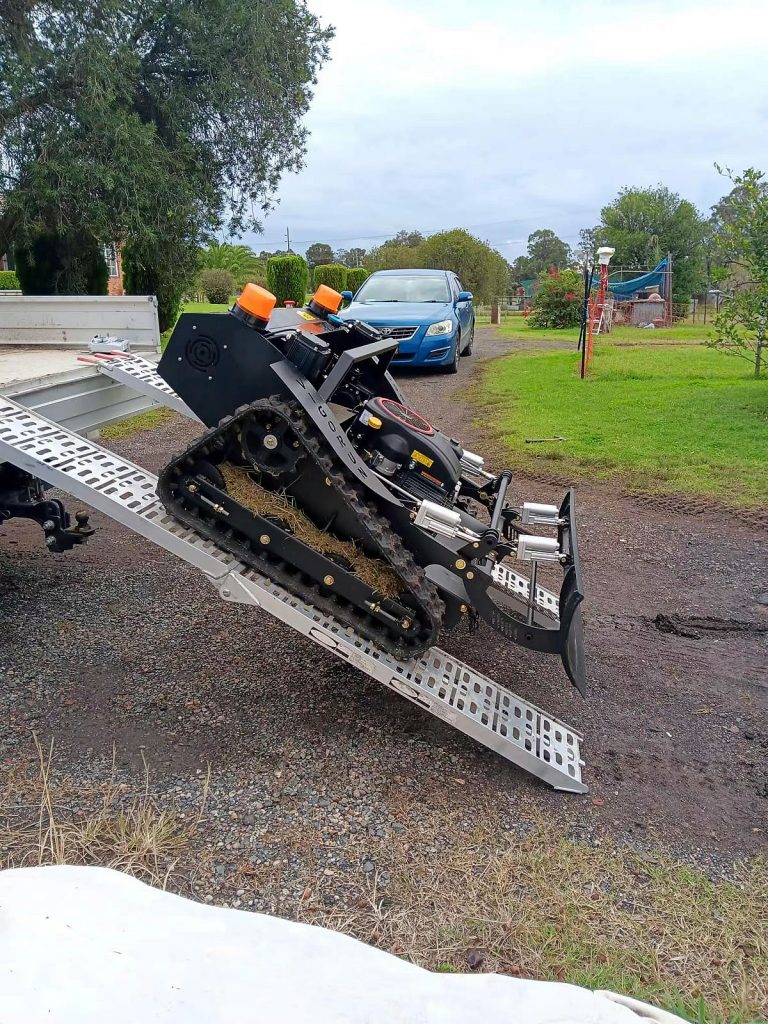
0 465 94 552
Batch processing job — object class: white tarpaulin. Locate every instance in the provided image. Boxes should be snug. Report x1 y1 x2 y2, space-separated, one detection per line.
0 866 686 1024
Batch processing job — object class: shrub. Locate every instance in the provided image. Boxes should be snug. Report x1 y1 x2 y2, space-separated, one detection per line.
200 268 235 304
313 263 347 294
346 267 369 294
527 269 583 329
122 240 197 333
267 254 309 306
14 231 108 295
235 268 268 292
0 269 20 290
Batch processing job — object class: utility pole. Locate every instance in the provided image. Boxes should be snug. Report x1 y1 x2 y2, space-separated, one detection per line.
285 227 292 254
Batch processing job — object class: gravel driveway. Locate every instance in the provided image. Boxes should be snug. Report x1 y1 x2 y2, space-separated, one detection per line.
1 327 766 912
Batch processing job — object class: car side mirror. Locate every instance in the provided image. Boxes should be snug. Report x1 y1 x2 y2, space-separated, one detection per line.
340 290 353 302
457 291 473 302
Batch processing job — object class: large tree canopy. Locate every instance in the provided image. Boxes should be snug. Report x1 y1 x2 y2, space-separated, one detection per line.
417 229 509 304
585 185 707 301
511 228 572 282
0 0 332 311
305 242 335 269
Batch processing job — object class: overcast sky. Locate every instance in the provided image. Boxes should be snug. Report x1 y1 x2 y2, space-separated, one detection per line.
245 0 768 261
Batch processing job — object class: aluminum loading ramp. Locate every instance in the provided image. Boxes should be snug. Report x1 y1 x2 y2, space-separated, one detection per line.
0 390 586 793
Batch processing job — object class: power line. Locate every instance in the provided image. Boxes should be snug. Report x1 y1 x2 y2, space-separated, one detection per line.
250 218 589 250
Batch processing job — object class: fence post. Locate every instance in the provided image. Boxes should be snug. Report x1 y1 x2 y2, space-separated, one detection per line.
490 301 501 325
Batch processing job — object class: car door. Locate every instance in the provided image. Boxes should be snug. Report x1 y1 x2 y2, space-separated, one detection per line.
453 276 472 335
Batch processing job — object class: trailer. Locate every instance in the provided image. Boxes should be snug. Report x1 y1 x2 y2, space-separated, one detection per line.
0 344 586 794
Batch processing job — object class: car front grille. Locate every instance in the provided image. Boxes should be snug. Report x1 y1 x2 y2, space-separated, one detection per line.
374 325 419 342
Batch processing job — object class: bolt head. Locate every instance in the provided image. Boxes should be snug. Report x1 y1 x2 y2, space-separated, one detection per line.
263 434 278 450
259 534 270 545
455 558 467 570
466 571 474 580
323 574 334 586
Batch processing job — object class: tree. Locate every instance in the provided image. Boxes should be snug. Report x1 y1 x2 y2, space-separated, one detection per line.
0 1 332 296
390 230 425 249
336 247 367 269
199 242 262 278
305 243 335 269
578 226 601 259
511 229 571 284
510 254 535 284
367 244 421 272
591 185 707 301
526 229 572 273
706 166 768 376
417 229 509 304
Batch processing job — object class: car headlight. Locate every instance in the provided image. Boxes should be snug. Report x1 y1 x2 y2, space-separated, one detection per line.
425 319 453 337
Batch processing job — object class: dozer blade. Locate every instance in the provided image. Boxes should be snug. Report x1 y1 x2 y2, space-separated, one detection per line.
557 565 587 696
468 488 587 695
556 488 587 695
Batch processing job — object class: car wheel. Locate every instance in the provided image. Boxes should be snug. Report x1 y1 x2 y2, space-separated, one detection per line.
461 319 475 356
441 333 460 374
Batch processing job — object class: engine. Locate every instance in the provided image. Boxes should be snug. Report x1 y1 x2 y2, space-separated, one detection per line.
348 396 482 507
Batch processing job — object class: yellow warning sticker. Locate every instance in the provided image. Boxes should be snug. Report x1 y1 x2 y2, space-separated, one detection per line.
411 449 434 468
297 310 316 321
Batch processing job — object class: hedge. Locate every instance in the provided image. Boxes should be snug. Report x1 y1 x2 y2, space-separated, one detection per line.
346 267 369 294
267 254 309 306
0 269 20 290
313 263 347 294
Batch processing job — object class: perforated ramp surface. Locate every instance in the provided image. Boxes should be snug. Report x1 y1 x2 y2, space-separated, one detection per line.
0 394 586 793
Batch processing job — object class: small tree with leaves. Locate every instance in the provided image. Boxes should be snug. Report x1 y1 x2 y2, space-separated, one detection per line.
267 254 308 306
707 167 768 377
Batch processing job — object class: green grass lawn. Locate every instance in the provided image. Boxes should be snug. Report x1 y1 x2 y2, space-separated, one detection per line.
485 316 713 346
179 300 232 314
476 344 768 506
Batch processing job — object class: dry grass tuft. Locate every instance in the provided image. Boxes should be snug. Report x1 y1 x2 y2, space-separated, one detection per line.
1 737 208 887
297 817 768 1024
220 463 403 599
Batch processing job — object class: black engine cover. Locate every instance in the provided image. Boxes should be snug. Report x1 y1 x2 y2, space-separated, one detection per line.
365 397 462 497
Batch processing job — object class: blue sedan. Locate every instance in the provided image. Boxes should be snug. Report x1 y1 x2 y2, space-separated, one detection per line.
339 268 474 373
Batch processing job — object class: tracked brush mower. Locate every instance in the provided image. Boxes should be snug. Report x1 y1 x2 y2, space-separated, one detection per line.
158 284 586 694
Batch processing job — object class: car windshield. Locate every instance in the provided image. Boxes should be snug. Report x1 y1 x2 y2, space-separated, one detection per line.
356 275 450 303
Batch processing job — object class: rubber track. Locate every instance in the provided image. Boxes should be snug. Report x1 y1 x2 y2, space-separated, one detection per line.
157 397 444 660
